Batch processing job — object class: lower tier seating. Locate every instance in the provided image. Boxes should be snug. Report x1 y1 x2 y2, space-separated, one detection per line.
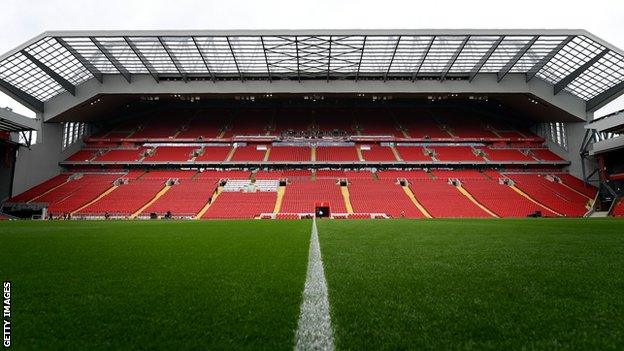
349 180 424 218
142 180 216 217
76 180 165 216
280 180 346 214
409 180 491 218
202 192 276 219
8 174 70 203
360 146 397 161
460 180 558 217
505 174 589 216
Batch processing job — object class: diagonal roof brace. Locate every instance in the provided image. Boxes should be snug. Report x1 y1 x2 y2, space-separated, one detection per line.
0 78 44 113
554 48 609 95
412 36 435 81
497 36 538 82
55 37 103 84
123 37 159 83
157 37 188 82
192 37 216 83
525 36 574 83
21 50 76 96
384 36 402 82
225 37 244 82
469 36 504 83
90 37 132 83
441 36 470 81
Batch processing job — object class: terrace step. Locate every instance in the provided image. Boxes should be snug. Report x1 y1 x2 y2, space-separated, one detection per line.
71 185 119 216
273 185 286 214
401 185 432 218
455 185 498 218
130 184 172 219
340 186 354 214
195 186 223 219
509 184 563 217
390 145 403 161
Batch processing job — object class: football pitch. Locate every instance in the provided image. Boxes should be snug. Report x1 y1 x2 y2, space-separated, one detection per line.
0 218 623 350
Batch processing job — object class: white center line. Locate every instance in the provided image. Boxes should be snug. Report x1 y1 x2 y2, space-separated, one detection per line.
295 217 335 351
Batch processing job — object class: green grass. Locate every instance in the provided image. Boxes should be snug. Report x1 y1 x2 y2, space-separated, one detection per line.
1 218 624 350
0 220 311 351
318 218 624 350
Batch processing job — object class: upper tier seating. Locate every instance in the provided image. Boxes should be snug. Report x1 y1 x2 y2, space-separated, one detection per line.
483 148 535 162
177 117 225 139
94 148 147 162
143 147 197 162
356 112 403 137
395 146 432 161
402 116 452 139
268 146 310 162
430 169 489 180
202 192 276 219
532 149 564 161
460 179 558 217
376 170 431 180
195 146 231 162
316 146 359 161
431 146 483 161
409 179 491 218
348 180 424 218
65 150 98 162
505 174 588 216
131 118 181 139
8 174 70 203
141 170 198 180
230 145 267 161
280 180 346 213
76 179 165 216
360 145 397 161
142 180 216 217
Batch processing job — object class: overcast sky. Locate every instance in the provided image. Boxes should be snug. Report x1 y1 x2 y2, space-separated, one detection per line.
2 0 624 117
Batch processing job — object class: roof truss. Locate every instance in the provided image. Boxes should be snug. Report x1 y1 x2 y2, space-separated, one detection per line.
1 30 624 112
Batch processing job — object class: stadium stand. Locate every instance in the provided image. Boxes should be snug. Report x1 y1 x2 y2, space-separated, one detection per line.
612 198 624 217
202 192 276 219
141 180 217 218
316 146 359 161
268 146 311 161
360 145 396 161
76 180 166 216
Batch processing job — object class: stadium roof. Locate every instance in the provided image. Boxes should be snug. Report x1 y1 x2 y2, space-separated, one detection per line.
2 29 624 113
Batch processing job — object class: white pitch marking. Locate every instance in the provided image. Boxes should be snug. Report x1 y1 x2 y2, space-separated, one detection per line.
295 217 335 351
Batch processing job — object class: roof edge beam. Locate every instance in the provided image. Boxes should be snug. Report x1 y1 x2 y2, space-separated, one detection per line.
327 36 332 83
90 37 132 83
123 37 159 83
295 36 301 83
21 50 76 96
157 37 188 82
554 48 609 95
441 36 470 81
526 36 574 83
225 37 244 82
0 78 44 113
469 36 504 83
55 37 103 83
586 80 624 111
497 36 538 82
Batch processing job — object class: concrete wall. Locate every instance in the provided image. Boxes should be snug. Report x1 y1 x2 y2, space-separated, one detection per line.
11 121 83 196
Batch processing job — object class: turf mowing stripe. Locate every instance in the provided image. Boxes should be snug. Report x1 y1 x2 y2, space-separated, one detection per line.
295 218 335 351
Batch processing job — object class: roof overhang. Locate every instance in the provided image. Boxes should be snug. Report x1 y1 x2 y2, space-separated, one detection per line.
0 108 39 132
2 29 623 117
